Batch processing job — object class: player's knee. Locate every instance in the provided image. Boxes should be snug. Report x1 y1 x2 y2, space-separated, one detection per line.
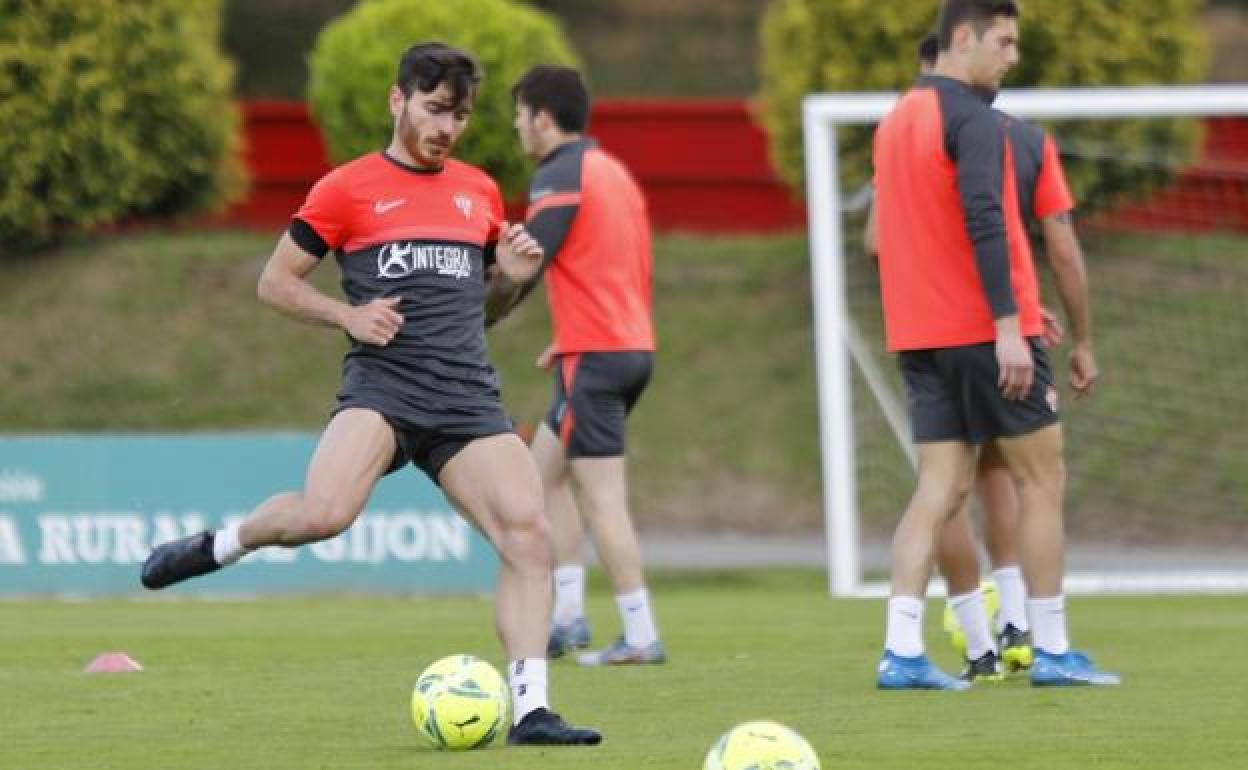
1033 456 1067 498
299 495 359 542
916 478 973 519
496 499 552 562
1016 454 1066 498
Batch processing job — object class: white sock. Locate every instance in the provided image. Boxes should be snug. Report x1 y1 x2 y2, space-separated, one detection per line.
212 522 248 566
508 658 549 725
884 596 925 657
992 565 1029 633
616 588 659 649
950 589 997 661
1028 595 1070 655
551 565 585 627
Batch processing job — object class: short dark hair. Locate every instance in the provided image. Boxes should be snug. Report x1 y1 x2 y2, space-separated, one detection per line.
937 0 1020 51
511 65 590 133
918 32 940 67
396 42 481 107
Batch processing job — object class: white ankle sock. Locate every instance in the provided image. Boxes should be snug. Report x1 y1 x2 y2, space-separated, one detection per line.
1028 595 1070 655
949 588 996 660
884 596 925 657
508 658 549 725
212 522 248 566
616 588 659 648
551 565 585 627
992 565 1029 633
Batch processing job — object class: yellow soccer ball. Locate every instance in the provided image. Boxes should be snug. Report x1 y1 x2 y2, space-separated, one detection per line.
703 720 821 770
410 654 508 750
942 580 1000 658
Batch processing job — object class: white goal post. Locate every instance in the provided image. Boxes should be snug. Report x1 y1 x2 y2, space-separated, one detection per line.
802 85 1248 598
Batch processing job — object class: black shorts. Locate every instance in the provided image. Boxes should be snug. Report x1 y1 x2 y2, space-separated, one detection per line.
333 394 513 483
899 338 1059 445
544 351 653 458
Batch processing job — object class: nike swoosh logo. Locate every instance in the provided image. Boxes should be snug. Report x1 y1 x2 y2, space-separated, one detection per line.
374 199 406 214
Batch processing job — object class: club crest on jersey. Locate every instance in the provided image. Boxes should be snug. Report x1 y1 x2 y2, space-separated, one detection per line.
453 193 473 220
377 241 473 280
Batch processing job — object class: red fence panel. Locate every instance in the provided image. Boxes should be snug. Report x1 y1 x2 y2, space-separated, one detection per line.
220 100 1247 234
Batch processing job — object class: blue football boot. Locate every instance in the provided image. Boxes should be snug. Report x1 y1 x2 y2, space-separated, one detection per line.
876 651 971 691
576 636 667 666
1030 649 1121 687
547 616 591 658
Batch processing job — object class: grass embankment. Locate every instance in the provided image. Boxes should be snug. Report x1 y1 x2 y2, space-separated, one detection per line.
2 228 1244 538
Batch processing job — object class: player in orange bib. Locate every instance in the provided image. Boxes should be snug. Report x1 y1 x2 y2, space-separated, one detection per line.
502 65 664 666
870 1 1118 689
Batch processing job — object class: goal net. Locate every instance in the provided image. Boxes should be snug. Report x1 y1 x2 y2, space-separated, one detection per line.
802 86 1248 597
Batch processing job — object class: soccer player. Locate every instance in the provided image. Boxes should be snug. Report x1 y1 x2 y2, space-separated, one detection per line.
502 65 664 666
871 0 1118 689
139 42 602 745
875 32 1097 682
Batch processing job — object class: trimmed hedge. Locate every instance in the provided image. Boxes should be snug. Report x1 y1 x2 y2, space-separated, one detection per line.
0 0 244 251
757 0 1210 211
307 0 578 200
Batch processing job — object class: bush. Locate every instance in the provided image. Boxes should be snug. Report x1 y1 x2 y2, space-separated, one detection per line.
0 0 244 251
307 0 578 200
757 0 1210 210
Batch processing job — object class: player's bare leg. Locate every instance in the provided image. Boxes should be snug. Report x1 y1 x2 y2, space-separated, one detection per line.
531 424 591 655
439 432 601 745
995 424 1118 685
878 441 976 691
976 443 1032 669
938 505 982 597
570 455 664 666
140 408 394 589
936 502 1001 680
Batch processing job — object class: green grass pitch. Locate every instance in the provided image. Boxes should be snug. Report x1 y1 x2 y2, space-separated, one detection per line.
2 569 1245 769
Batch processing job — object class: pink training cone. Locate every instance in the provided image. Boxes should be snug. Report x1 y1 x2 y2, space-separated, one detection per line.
84 652 144 673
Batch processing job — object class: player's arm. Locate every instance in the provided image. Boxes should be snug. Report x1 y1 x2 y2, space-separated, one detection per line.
484 167 581 326
1033 133 1097 396
864 196 878 258
1041 212 1097 396
487 221 545 296
955 109 1031 399
483 207 574 327
258 233 402 347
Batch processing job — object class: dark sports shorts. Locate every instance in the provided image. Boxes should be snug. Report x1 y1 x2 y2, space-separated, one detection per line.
333 390 512 484
899 337 1059 445
544 351 653 458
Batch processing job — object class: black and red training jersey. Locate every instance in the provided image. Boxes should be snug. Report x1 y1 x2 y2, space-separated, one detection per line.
289 151 506 423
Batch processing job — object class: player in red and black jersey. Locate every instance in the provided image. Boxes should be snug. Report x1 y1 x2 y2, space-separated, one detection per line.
503 66 664 668
871 1 1118 689
868 32 1100 681
140 42 601 746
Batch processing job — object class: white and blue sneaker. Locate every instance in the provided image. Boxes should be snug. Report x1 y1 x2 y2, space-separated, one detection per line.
576 636 667 666
1030 649 1121 687
547 617 591 658
876 651 971 691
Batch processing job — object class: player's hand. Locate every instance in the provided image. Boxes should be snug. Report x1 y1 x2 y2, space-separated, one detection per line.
995 332 1034 401
1069 342 1098 399
535 342 557 371
496 221 544 284
344 296 403 346
1040 306 1064 348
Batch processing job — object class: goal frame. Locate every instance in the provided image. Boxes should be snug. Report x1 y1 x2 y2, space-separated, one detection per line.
801 85 1248 598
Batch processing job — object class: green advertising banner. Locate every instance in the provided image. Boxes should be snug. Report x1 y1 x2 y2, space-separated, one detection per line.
0 435 498 596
